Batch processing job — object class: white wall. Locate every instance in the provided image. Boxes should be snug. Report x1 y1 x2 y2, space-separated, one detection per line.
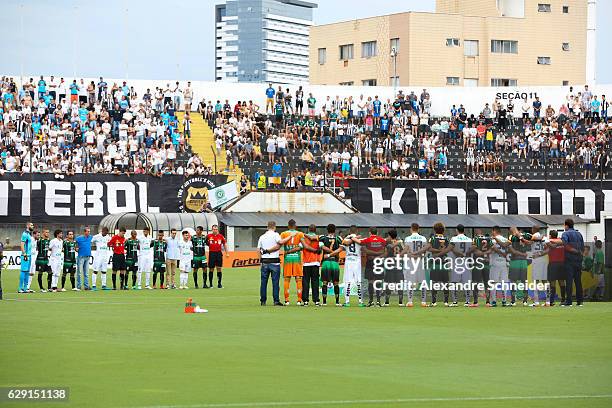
11 74 612 117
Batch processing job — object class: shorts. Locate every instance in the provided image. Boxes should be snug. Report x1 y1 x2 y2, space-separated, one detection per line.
153 262 166 274
321 260 340 282
343 261 361 284
21 260 31 273
330 122 338 130
63 263 76 274
403 262 426 285
112 254 127 271
283 261 303 277
341 163 350 172
429 268 449 283
489 261 508 282
531 258 548 280
384 268 403 284
547 262 565 281
364 259 383 280
450 266 472 283
179 258 192 273
50 260 63 277
208 252 223 269
192 257 207 270
138 255 153 272
36 262 51 273
126 261 138 273
471 265 490 283
93 253 110 272
509 259 528 281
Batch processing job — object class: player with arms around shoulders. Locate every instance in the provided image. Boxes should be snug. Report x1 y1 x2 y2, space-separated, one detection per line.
280 219 306 305
448 224 473 307
471 229 492 306
138 227 154 290
178 231 193 289
401 223 429 307
320 224 344 306
528 226 549 306
490 226 510 307
342 225 364 307
506 227 532 306
302 225 322 306
91 227 112 291
427 222 453 307
49 230 64 292
353 227 387 307
383 230 405 307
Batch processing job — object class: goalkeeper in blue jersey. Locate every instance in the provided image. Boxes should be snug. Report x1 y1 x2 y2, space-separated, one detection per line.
19 222 35 293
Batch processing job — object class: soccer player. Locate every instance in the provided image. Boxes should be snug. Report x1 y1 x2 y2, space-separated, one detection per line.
206 225 228 288
507 227 532 306
35 229 51 292
125 231 140 290
449 224 473 307
61 231 78 291
402 223 428 307
342 225 363 307
320 224 343 306
26 229 39 293
191 226 208 289
91 227 111 291
383 230 404 307
153 231 167 289
302 224 322 306
138 227 154 290
529 227 549 306
490 226 510 306
428 222 453 307
49 230 64 292
178 231 193 289
355 228 387 307
545 230 565 306
108 227 127 291
18 222 34 293
280 219 305 305
471 229 492 306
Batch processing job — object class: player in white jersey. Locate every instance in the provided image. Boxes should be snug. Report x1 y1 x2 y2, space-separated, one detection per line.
91 227 112 290
138 227 154 289
449 224 473 307
528 227 549 306
178 231 193 289
401 223 429 307
489 226 510 306
341 225 363 306
48 230 64 292
25 230 39 293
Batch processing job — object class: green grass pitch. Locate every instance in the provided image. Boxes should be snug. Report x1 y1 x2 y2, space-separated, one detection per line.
1 267 611 408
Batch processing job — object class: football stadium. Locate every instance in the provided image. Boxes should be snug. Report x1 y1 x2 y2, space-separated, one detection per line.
1 0 611 407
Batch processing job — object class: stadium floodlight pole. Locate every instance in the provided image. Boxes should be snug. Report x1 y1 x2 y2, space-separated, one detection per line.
29 145 32 224
390 47 398 96
19 3 24 85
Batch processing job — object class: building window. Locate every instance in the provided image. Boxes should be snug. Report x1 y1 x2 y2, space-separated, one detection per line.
563 5 569 13
339 44 354 60
491 40 518 54
318 48 326 65
562 42 570 51
361 41 377 58
390 38 400 54
390 76 400 87
339 81 354 86
538 3 551 12
446 77 460 86
537 56 551 65
464 78 478 87
464 40 479 57
491 78 518 87
446 38 460 47
362 79 377 86
562 80 569 86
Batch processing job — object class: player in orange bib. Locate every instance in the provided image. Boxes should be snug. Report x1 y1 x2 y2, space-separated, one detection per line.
280 219 317 306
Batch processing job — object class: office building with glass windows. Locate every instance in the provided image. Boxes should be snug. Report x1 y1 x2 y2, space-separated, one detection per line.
215 0 317 84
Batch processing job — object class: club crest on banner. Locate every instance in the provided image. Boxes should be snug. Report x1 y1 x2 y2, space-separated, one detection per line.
177 177 218 213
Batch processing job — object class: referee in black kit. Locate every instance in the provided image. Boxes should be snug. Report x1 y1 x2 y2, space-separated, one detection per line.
561 218 585 307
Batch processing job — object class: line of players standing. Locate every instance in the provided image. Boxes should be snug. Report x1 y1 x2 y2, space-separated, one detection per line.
16 224 228 293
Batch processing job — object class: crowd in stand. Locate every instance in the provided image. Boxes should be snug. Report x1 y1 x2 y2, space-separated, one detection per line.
0 76 217 176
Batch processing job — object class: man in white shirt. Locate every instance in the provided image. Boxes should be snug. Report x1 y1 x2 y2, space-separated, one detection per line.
490 226 510 306
91 227 112 290
402 223 429 307
257 221 288 306
342 225 363 306
165 229 181 289
448 225 473 307
138 227 154 289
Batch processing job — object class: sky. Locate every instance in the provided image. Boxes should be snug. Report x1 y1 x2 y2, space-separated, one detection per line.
0 0 610 83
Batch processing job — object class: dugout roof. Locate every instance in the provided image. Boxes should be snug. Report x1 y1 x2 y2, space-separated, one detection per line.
99 213 219 233
215 213 546 229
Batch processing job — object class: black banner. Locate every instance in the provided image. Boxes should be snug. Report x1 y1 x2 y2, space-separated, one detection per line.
0 174 227 224
348 180 612 221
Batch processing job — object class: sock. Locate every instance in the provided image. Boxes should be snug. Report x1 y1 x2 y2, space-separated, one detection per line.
153 272 158 286
375 287 381 303
101 272 107 287
284 278 290 301
491 285 497 302
296 278 303 302
160 272 165 287
193 271 198 287
534 287 540 303
452 289 458 303
145 272 151 287
51 274 58 289
345 283 351 304
136 271 142 287
47 273 52 289
27 274 34 290
208 271 214 286
546 285 551 303
19 271 26 291
408 289 414 303
37 273 43 289
91 272 97 287
119 273 124 289
61 274 67 289
464 289 470 304
112 273 117 289
473 289 479 304
385 289 390 304
70 274 75 289
322 282 328 304
432 289 437 304
132 272 137 287
334 284 340 304
443 290 449 304
368 282 374 303
550 284 556 303
217 271 222 286
559 285 566 303
511 290 516 303
398 290 404 305
357 283 362 302
421 288 427 303
202 271 208 287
